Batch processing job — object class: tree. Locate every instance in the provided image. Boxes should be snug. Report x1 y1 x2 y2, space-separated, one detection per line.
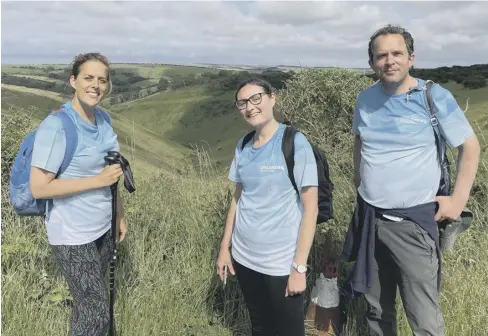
157 77 170 91
463 75 486 89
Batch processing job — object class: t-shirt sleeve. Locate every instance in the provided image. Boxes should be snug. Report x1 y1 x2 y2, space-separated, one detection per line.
352 95 361 135
31 115 66 174
432 84 474 148
228 138 243 183
293 132 318 190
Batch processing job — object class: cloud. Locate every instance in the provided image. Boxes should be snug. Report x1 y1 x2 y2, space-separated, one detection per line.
1 1 487 68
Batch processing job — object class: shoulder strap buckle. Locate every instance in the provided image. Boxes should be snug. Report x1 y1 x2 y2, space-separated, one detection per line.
430 117 438 127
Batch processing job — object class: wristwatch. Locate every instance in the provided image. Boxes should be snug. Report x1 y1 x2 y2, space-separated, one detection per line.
292 261 307 274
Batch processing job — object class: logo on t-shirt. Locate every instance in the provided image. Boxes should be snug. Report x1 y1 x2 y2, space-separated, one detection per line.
260 165 285 173
399 116 427 124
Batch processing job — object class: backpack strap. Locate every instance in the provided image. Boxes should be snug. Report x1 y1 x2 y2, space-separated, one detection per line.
424 80 445 166
241 130 256 151
282 125 299 195
51 109 78 177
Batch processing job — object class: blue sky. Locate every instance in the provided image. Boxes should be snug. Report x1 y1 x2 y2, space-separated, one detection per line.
1 1 487 68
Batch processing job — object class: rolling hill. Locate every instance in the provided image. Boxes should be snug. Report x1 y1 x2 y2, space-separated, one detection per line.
1 85 191 176
109 85 253 165
3 63 487 169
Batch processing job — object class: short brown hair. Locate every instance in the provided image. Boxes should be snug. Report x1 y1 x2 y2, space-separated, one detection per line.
368 24 414 62
70 52 112 96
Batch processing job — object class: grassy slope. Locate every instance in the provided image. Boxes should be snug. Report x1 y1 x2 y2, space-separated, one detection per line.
6 74 66 85
440 81 488 139
1 86 65 113
2 65 58 76
110 86 252 165
3 63 220 80
1 86 191 176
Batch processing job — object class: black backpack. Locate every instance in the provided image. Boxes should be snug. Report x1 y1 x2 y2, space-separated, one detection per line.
241 122 334 224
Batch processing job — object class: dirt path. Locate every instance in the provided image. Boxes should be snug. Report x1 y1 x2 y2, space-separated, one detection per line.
1 84 66 102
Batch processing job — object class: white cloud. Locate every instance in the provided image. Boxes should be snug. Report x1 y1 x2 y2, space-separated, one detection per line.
1 1 487 68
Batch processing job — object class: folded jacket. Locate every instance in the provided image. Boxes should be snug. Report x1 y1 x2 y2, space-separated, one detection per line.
341 194 441 299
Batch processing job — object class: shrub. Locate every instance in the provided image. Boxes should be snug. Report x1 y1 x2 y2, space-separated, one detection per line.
1 107 37 181
277 68 373 148
463 75 487 89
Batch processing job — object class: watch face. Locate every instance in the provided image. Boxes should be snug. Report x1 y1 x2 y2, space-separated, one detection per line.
297 265 307 273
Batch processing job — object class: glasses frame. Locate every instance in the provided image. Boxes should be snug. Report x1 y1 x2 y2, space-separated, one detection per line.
235 92 267 109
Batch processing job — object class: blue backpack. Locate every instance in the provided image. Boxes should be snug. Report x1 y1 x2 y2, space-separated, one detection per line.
9 106 78 216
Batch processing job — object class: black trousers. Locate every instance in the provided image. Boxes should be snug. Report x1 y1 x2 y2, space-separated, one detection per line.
234 260 305 336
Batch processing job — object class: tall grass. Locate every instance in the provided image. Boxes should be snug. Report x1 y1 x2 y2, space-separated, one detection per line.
1 107 248 335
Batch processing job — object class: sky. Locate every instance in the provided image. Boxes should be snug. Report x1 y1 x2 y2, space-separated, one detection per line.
1 1 487 69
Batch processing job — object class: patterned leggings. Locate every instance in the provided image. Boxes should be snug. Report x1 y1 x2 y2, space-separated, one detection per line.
51 229 113 336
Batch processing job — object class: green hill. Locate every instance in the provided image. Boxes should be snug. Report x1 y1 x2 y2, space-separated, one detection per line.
1 85 191 176
110 85 253 165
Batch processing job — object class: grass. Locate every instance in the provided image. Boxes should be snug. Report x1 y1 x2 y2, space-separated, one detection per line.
1 69 488 336
2 111 487 335
1 148 243 336
1 65 58 76
5 74 67 85
442 81 488 107
1 84 69 102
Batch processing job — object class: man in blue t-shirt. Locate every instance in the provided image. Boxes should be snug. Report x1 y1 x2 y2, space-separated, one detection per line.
349 24 481 336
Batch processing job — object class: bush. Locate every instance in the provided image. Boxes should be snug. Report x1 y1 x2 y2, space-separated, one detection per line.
1 107 37 181
463 75 487 89
157 77 170 91
277 68 373 159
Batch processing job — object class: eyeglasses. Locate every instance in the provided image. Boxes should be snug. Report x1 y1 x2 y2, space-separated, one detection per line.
235 92 267 109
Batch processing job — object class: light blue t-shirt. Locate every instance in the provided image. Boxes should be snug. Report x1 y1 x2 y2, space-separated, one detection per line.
228 123 318 276
353 79 474 209
31 101 120 245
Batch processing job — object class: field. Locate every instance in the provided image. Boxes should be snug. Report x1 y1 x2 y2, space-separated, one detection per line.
1 63 488 336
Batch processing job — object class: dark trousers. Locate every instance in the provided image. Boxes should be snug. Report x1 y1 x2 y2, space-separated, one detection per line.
51 229 113 336
234 260 305 336
364 218 445 336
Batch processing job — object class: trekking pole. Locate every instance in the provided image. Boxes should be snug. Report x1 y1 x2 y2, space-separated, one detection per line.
104 152 120 336
103 151 136 336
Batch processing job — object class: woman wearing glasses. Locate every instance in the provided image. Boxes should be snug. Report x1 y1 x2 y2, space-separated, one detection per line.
216 78 319 336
